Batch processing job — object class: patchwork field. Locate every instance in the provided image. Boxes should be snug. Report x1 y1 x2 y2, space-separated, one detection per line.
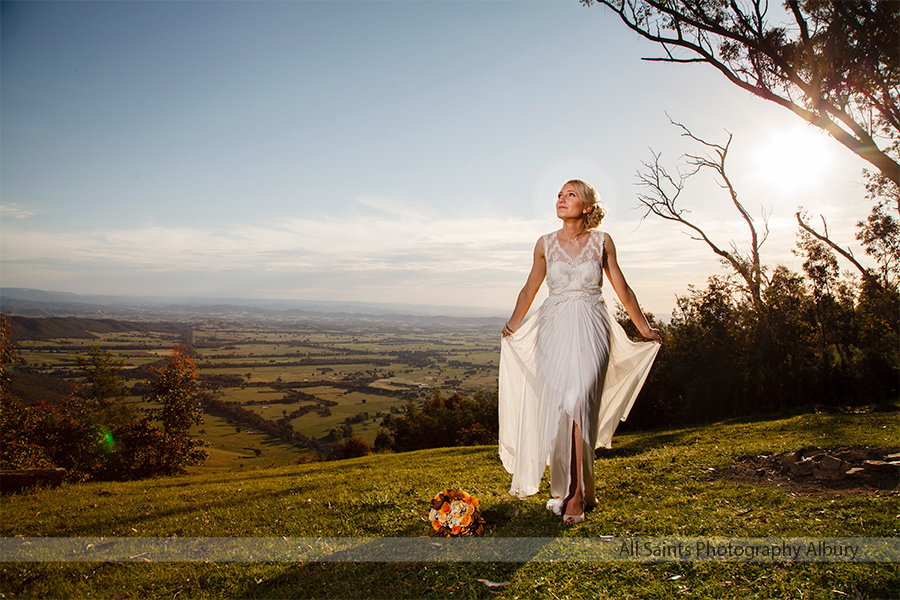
10 318 503 470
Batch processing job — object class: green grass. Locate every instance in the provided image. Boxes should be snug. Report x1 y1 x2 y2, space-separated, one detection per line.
2 410 898 598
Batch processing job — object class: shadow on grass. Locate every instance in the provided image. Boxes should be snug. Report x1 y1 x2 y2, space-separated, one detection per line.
595 427 708 459
600 403 900 461
80 486 308 535
235 559 526 599
181 445 499 488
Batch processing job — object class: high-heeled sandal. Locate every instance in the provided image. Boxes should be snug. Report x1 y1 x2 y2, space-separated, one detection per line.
562 499 584 524
563 512 584 525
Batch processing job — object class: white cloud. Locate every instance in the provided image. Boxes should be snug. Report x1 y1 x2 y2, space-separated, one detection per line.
3 196 875 316
0 203 35 220
0 212 551 311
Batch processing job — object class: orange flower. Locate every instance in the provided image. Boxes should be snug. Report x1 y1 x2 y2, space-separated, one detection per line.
428 490 483 537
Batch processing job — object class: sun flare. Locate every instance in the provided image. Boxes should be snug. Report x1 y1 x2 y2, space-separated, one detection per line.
753 126 836 194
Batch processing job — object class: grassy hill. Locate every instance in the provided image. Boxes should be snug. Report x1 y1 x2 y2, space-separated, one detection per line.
6 315 188 342
1 408 898 599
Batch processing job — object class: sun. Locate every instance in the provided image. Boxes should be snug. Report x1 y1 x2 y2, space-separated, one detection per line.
753 126 837 194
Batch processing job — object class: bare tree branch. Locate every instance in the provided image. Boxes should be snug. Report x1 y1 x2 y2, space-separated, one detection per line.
636 121 766 307
584 0 900 188
795 212 870 279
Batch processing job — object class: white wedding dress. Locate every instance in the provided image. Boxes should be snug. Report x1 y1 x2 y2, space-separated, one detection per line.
498 229 659 506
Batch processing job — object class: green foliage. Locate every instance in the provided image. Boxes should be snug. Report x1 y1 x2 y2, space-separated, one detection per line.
73 344 134 428
335 435 370 459
0 397 54 470
380 390 498 452
0 313 20 400
0 330 207 480
373 430 393 451
150 345 199 433
98 418 168 480
858 170 900 286
0 395 108 480
585 0 900 186
74 345 125 402
625 256 900 431
145 345 208 474
1 319 103 476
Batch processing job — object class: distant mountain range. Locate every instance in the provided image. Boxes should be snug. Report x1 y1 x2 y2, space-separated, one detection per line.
0 288 506 327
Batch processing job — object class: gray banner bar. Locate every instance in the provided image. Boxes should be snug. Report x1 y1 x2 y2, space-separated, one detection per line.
2 537 898 563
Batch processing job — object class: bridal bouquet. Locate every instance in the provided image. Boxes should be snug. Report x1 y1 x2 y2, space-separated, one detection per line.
429 489 485 536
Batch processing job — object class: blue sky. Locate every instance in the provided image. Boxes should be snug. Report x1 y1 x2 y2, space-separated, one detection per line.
1 0 872 317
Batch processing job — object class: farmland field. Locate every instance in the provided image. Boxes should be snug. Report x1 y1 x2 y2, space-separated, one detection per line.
9 317 503 470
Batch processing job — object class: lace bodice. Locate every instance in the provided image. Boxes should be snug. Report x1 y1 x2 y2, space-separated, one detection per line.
542 229 605 304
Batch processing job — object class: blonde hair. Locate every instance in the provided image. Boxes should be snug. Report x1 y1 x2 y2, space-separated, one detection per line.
566 179 606 229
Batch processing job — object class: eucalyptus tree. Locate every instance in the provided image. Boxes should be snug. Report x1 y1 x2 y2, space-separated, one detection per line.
583 0 899 188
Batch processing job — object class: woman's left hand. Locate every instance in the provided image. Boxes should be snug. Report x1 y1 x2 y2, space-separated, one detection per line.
645 328 662 343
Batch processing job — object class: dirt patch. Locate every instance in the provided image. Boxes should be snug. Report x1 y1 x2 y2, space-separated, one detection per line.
708 446 900 499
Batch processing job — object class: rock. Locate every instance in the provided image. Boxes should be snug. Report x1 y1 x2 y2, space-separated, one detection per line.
863 460 899 473
812 455 849 479
780 450 803 468
814 464 847 479
790 459 815 476
820 455 844 470
776 448 899 482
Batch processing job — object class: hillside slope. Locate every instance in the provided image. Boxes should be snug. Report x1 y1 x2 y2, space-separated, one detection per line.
1 409 898 599
6 315 188 342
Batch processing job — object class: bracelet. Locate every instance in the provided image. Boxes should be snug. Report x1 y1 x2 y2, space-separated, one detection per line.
502 323 517 335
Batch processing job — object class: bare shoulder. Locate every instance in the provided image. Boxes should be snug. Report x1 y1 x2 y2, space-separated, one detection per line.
602 232 617 252
534 235 546 257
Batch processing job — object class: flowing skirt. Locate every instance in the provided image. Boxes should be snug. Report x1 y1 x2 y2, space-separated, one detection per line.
499 296 659 502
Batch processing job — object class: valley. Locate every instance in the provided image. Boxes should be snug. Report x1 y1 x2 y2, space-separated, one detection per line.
9 317 504 470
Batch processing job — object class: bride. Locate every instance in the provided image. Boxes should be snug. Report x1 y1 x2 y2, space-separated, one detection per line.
499 179 661 524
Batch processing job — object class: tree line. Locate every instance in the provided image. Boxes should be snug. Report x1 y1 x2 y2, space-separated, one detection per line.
376 391 499 452
616 114 899 430
200 395 324 452
1 334 206 481
576 0 898 425
618 269 897 432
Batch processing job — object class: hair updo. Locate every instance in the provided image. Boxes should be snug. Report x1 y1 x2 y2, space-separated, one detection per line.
566 179 606 229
